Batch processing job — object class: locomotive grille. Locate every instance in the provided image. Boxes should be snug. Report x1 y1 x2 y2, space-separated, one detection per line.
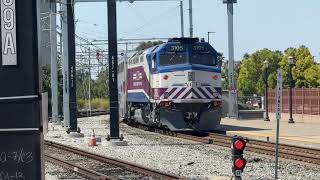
188 72 195 81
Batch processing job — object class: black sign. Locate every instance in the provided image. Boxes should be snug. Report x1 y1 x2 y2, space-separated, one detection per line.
0 132 41 180
0 0 42 179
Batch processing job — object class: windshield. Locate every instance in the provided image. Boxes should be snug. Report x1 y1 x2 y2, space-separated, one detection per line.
190 53 216 66
159 53 187 66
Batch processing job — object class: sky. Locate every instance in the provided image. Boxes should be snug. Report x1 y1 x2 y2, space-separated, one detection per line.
74 0 320 62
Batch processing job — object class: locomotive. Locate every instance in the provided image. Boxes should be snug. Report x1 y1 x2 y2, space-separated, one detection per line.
118 37 222 131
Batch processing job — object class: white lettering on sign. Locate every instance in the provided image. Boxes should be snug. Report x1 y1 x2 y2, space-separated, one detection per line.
1 0 17 66
275 69 283 120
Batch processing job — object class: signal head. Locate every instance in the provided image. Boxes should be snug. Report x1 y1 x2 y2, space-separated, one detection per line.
234 157 247 170
234 139 246 151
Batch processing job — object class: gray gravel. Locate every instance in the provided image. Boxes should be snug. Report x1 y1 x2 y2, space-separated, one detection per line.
45 115 320 180
45 162 85 180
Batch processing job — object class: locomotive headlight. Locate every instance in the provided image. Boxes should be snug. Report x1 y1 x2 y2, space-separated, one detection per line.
212 75 218 80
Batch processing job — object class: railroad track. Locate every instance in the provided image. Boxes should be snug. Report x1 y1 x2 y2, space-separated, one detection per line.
44 140 183 180
123 120 320 166
206 133 320 165
75 113 320 165
77 110 109 118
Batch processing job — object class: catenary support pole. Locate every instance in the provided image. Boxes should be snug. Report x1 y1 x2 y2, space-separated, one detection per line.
180 1 184 37
50 2 59 123
107 0 120 139
88 48 92 116
62 0 78 132
188 0 193 37
61 0 70 128
226 0 238 118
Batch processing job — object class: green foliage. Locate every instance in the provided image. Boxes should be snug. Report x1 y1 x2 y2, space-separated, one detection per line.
77 98 109 111
77 98 85 110
41 65 51 93
280 46 317 88
91 98 109 110
92 69 109 98
135 41 164 51
237 48 283 96
237 46 319 96
76 68 109 107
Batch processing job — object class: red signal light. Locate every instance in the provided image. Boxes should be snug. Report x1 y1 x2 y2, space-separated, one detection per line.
234 158 247 170
163 75 169 80
234 139 246 151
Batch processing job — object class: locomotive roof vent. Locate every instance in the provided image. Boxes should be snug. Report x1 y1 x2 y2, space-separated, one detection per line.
168 37 199 43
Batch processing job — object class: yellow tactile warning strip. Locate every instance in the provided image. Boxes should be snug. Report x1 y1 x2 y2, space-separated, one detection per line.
227 131 320 144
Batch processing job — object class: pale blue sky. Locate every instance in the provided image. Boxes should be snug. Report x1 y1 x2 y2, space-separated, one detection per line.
74 0 320 61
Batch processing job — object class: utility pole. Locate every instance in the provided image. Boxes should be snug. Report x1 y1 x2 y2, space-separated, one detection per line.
50 2 59 123
88 48 92 116
180 1 184 37
223 0 238 118
188 0 193 37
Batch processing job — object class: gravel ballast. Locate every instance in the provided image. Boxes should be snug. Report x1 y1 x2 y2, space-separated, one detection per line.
45 115 320 180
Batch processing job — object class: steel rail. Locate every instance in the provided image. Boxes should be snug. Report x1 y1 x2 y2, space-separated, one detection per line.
45 154 111 180
207 133 320 164
45 140 184 180
123 119 320 165
75 113 320 165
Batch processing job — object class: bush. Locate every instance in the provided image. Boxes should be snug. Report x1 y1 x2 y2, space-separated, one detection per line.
91 98 109 111
78 99 86 110
77 98 109 111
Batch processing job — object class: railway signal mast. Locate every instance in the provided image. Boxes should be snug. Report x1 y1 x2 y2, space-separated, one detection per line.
223 0 238 118
231 136 247 180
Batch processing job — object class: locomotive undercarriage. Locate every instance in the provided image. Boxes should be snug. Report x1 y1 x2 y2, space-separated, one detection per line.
127 101 222 131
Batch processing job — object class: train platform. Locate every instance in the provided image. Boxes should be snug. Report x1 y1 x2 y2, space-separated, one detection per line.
218 114 320 149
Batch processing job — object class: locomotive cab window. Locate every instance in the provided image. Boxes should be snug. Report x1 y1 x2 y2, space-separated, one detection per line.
190 53 216 66
159 53 187 66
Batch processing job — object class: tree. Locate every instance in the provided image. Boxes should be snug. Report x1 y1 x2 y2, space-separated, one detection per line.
280 46 317 88
237 49 283 96
92 68 109 98
135 41 164 51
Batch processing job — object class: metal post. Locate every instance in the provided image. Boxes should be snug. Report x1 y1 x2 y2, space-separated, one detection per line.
124 43 128 116
180 1 184 37
207 32 215 44
288 63 295 123
275 115 280 180
88 48 92 116
50 2 59 123
265 66 270 121
226 0 238 118
107 0 120 139
61 0 70 128
62 0 78 132
188 0 193 37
